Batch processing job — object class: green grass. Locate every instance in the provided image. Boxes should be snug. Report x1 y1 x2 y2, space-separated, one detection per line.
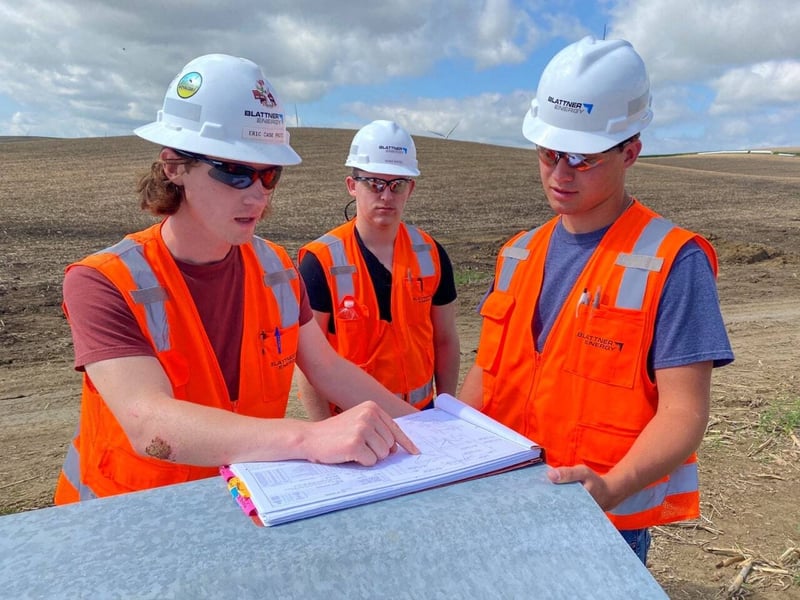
453 268 492 287
758 394 800 435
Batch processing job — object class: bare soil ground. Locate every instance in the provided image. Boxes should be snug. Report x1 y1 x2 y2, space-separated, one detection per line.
1 131 798 599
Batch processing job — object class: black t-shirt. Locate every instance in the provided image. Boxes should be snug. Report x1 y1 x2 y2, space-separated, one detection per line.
299 227 457 329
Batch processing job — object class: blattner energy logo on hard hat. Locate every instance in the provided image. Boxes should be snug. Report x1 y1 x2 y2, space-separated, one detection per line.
176 72 202 99
548 96 594 114
379 145 408 155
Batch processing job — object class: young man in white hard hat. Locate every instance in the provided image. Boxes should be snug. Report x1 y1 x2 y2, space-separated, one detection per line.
55 55 418 505
296 120 460 420
459 37 733 564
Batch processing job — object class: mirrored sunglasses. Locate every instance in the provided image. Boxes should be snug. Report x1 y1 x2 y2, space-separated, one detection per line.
535 147 610 172
173 149 283 190
353 176 412 194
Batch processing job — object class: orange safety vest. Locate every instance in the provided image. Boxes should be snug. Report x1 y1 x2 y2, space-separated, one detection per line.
54 223 301 504
476 201 717 529
299 220 441 410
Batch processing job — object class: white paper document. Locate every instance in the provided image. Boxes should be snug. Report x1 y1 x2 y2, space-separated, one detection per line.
224 394 543 526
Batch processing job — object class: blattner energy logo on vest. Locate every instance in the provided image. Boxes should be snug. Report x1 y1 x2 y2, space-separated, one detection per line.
576 331 624 352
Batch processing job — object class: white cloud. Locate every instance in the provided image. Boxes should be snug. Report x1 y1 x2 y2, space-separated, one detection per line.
0 0 544 138
603 0 800 151
344 88 534 147
8 111 35 137
648 85 697 128
610 0 800 83
709 60 800 113
0 0 797 153
462 0 538 68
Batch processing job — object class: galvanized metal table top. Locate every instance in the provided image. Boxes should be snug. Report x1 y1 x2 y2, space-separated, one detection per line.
0 463 667 599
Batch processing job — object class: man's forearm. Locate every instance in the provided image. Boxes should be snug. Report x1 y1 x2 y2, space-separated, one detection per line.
321 357 417 418
297 371 334 421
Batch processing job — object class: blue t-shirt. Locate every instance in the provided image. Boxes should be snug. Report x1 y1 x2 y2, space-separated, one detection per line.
487 219 734 373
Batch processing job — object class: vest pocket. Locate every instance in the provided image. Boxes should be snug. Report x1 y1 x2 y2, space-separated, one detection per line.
475 291 516 375
403 272 436 312
563 306 645 388
97 445 196 493
333 310 371 366
259 323 299 405
574 423 639 474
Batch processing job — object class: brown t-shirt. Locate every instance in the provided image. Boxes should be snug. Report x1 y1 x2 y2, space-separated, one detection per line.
63 246 312 400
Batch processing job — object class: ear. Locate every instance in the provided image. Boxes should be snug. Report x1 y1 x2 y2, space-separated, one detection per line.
159 148 185 184
622 138 642 168
345 175 358 197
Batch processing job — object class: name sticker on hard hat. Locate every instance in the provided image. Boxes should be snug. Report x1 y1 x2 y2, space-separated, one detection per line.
242 126 288 144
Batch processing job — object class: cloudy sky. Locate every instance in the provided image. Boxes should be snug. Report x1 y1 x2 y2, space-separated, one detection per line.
1 0 798 155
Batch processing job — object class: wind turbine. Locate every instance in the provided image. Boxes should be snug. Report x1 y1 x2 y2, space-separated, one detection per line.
428 120 460 140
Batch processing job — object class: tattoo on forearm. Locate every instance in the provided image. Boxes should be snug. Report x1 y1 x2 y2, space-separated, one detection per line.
145 436 174 461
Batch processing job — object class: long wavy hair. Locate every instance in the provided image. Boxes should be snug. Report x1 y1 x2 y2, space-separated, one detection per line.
136 153 196 216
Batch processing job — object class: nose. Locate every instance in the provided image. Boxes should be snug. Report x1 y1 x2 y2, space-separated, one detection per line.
378 186 398 200
550 157 575 181
242 180 274 205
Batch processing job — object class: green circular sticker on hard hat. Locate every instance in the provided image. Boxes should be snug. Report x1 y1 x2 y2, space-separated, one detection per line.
176 72 202 98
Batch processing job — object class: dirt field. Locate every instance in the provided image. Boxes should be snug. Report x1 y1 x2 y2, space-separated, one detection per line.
1 131 798 598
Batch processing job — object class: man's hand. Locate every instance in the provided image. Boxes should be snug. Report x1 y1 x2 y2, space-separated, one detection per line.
304 401 420 466
547 464 622 512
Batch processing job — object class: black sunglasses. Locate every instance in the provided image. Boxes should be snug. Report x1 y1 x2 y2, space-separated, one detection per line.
173 149 283 190
353 176 412 194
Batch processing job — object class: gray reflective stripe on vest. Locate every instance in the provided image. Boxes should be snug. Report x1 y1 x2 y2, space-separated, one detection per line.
614 217 673 310
252 237 299 328
317 226 437 306
608 461 698 517
102 236 298 350
101 238 171 352
405 225 435 277
318 234 356 303
61 433 99 501
499 218 673 308
395 378 434 405
496 228 539 292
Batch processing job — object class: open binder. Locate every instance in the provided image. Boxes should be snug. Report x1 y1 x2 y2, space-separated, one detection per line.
220 394 544 526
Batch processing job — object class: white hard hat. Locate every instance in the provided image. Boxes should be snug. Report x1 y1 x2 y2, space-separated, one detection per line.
522 36 653 154
134 53 301 165
345 120 420 176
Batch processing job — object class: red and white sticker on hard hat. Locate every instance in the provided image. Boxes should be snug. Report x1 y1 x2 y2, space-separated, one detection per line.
252 80 277 107
243 80 286 144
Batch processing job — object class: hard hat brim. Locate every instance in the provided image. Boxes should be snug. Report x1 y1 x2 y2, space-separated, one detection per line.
343 159 420 177
522 107 648 154
134 123 302 166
